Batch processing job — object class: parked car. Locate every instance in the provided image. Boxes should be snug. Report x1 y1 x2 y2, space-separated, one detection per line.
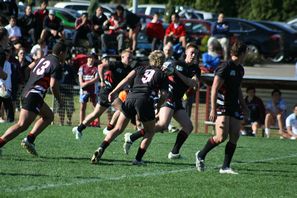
130 4 166 16
257 21 297 62
178 9 215 20
54 2 113 17
208 18 282 60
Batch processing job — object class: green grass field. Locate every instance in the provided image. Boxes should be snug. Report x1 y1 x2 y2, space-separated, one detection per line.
1 123 297 197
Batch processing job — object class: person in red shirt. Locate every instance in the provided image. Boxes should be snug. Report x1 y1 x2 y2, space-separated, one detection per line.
164 13 186 48
146 13 165 51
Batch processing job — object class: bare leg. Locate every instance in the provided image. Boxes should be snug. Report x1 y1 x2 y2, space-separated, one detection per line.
29 103 54 137
82 103 107 126
1 109 37 142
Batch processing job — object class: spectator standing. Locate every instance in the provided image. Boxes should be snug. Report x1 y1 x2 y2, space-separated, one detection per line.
285 104 297 140
0 49 14 122
0 27 9 51
77 53 99 124
146 13 165 51
209 13 230 61
33 0 48 41
264 89 287 138
5 15 22 42
73 13 93 48
19 5 36 44
115 5 141 53
164 13 186 48
56 58 76 126
241 86 265 136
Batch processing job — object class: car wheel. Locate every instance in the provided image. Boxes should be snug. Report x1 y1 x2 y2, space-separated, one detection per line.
246 44 259 57
270 51 284 63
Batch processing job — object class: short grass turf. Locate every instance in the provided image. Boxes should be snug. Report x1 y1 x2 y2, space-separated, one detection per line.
1 123 297 198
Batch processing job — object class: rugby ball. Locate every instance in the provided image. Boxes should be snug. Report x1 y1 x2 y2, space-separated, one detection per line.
162 61 175 75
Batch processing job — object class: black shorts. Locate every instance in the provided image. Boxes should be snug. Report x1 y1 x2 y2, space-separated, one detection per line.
217 105 243 120
98 88 111 108
162 98 184 112
121 97 154 122
22 92 44 114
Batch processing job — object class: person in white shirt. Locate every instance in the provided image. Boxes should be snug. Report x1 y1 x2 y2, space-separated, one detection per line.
30 38 48 59
285 104 297 140
4 16 22 42
264 89 287 138
0 50 14 122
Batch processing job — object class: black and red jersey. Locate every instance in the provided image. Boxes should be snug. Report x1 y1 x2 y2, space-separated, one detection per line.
22 54 62 98
103 61 131 90
215 60 244 109
128 65 168 99
167 61 200 101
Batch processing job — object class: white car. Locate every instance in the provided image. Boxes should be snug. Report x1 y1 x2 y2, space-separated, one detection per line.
129 4 166 16
54 2 113 17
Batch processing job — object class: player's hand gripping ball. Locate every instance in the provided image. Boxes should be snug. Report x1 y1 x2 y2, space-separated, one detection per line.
162 61 175 75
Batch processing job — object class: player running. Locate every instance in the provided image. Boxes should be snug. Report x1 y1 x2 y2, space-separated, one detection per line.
91 50 169 165
123 43 200 159
72 50 132 140
0 42 67 156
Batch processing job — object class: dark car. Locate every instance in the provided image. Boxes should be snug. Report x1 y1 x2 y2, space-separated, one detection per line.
208 18 282 59
257 21 297 62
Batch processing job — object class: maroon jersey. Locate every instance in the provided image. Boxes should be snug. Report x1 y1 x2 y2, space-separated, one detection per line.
22 54 62 98
78 64 98 93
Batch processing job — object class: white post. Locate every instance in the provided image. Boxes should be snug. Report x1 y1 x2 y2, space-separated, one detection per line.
132 0 138 14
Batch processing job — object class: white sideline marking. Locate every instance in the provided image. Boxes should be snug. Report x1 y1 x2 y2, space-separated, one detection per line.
3 153 297 193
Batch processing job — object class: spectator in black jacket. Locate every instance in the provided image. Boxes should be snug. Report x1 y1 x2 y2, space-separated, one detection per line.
115 5 140 53
90 6 107 49
19 5 36 44
40 9 64 42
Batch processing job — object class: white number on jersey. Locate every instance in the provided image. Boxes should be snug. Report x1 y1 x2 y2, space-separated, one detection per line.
141 69 155 83
33 58 51 76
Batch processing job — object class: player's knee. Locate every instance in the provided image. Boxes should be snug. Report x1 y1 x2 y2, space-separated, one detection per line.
213 134 227 144
276 113 283 120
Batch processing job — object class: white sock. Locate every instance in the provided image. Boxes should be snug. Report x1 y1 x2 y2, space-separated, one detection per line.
252 131 256 135
265 128 270 136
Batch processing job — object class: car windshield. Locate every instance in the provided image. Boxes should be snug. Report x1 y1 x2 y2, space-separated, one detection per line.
274 22 297 33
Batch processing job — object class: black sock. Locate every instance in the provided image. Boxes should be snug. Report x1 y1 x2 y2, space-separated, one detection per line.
171 130 188 154
135 147 146 161
222 141 237 169
100 140 110 150
77 124 86 132
198 137 219 160
0 138 6 148
27 133 36 144
107 123 114 130
130 129 145 142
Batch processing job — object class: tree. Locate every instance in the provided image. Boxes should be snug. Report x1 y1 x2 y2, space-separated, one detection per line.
195 0 237 17
282 0 297 21
250 0 283 21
